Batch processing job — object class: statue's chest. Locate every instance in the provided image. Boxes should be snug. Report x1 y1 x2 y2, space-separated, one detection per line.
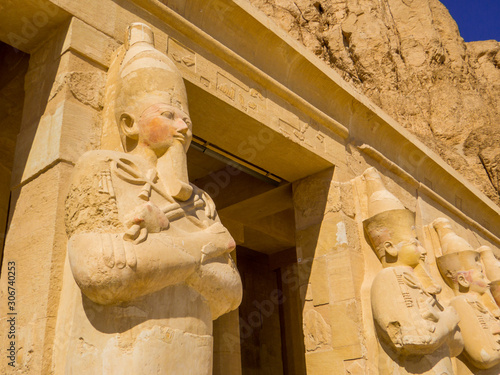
100 156 210 231
467 300 500 350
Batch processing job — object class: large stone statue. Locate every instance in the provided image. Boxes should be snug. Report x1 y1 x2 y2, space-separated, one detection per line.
435 218 500 371
477 245 500 308
62 23 242 374
363 168 462 374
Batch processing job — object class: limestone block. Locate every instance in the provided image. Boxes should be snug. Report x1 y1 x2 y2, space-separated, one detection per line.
330 299 362 351
344 358 367 375
305 349 344 375
12 28 104 186
303 308 332 352
0 0 69 53
213 310 242 375
12 96 99 185
328 249 358 303
296 217 336 260
61 17 121 68
279 263 307 373
309 256 329 307
0 162 73 375
293 168 335 230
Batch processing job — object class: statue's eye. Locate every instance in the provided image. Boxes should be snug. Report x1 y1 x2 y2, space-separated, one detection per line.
183 118 192 127
161 111 174 119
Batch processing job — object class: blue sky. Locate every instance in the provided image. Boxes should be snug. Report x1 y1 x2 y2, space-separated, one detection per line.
439 0 500 42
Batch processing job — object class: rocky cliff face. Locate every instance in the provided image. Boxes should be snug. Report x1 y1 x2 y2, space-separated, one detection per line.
248 0 500 205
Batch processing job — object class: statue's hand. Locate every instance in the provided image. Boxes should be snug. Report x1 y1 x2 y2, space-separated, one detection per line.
441 306 460 332
401 333 433 347
123 202 170 244
200 223 236 264
418 296 441 323
100 233 137 269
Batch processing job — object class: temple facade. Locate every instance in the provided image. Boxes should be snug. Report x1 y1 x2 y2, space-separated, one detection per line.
1 1 500 374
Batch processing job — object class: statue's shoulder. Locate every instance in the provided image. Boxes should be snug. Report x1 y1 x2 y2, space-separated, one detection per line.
372 267 399 286
74 150 127 169
450 294 469 304
371 268 401 304
371 266 421 298
66 150 128 235
72 150 147 179
450 295 479 313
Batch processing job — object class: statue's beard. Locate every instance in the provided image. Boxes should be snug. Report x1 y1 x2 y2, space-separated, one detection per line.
157 140 193 201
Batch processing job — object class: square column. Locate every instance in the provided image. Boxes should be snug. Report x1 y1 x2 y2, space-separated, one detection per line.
0 18 117 374
293 168 367 374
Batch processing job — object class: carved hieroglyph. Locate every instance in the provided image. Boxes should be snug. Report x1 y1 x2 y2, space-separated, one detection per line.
435 218 500 370
63 23 242 374
363 168 462 374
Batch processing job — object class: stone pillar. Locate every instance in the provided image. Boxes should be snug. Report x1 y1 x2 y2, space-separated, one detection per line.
0 17 117 374
293 168 366 374
278 262 307 373
213 251 242 375
213 309 242 375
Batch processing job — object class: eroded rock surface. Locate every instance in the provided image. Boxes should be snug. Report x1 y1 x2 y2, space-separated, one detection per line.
248 0 500 204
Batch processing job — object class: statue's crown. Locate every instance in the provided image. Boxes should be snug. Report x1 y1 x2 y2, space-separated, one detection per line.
362 168 415 259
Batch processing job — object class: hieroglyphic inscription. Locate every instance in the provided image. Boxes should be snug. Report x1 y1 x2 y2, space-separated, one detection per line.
216 72 264 112
395 272 413 308
167 38 196 73
200 76 210 88
277 116 312 148
98 170 115 198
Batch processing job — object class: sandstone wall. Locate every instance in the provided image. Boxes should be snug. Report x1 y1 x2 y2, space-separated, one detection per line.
247 0 500 205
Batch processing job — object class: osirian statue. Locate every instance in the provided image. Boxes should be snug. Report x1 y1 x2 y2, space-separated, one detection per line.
62 23 242 374
363 168 462 374
435 218 500 370
477 245 500 308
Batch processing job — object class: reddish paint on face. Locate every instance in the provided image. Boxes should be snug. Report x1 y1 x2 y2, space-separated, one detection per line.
462 267 490 295
137 103 192 155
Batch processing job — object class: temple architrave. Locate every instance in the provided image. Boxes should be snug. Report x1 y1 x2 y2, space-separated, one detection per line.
1 1 500 374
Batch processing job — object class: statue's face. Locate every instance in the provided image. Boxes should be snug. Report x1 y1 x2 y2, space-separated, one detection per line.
137 103 192 155
396 237 425 268
465 260 490 295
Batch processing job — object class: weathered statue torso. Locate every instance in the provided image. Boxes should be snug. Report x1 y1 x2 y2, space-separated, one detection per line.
363 168 461 375
63 150 241 374
371 266 458 374
56 23 242 374
435 218 500 372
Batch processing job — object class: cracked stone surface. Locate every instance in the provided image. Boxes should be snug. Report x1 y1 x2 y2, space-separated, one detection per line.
247 0 500 205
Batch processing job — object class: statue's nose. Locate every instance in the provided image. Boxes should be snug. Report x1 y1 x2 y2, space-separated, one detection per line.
418 245 427 256
176 119 188 133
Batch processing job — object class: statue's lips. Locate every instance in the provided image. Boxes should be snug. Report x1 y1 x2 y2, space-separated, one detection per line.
173 135 186 144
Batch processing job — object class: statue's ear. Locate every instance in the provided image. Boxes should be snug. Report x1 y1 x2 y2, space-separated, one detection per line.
384 241 398 258
119 113 138 139
457 273 470 289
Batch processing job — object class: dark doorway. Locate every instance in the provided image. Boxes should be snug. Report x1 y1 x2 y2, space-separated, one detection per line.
186 138 306 374
0 42 29 265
